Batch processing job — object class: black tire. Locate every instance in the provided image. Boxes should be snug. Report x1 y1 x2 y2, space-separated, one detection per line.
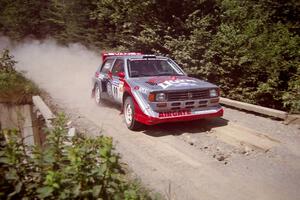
124 96 142 131
94 84 103 105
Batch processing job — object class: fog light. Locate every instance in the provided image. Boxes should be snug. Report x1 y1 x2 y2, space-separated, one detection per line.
155 93 166 102
209 89 218 97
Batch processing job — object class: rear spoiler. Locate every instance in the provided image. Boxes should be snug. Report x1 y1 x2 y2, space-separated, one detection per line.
101 52 142 61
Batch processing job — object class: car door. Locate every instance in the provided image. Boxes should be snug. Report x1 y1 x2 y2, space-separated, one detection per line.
97 58 115 97
110 58 125 103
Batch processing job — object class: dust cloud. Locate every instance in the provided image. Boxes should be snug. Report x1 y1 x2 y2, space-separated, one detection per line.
0 36 101 105
0 36 101 77
0 36 102 111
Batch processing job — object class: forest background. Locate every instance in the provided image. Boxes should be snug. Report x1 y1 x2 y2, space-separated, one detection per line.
0 0 299 112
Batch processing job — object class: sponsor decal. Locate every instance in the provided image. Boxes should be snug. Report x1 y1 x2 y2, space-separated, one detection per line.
158 79 197 89
102 52 142 61
107 82 113 97
133 85 148 94
139 87 148 94
147 76 177 85
105 52 141 56
159 110 191 118
119 81 124 93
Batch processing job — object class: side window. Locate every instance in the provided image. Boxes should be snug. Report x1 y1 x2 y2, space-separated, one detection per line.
111 59 124 76
100 59 114 74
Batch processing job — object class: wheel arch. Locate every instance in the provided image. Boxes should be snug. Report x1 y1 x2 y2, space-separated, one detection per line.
93 81 100 90
122 91 131 105
91 82 98 97
92 80 104 98
122 91 143 130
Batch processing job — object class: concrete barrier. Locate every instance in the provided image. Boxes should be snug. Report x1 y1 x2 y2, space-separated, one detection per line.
32 96 55 128
220 97 288 120
32 96 76 144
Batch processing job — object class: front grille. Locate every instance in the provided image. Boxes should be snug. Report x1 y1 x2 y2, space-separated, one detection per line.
171 102 181 106
167 90 210 101
146 81 157 86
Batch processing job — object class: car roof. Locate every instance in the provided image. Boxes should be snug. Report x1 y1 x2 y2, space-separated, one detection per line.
107 54 168 60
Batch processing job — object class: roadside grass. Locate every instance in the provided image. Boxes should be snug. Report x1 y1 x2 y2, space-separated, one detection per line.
39 90 164 200
0 114 159 199
0 49 39 104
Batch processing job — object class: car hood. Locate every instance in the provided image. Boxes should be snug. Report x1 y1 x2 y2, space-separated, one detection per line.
129 76 217 91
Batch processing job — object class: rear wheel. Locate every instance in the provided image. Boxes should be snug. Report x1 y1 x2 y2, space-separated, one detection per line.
95 84 103 105
124 96 142 130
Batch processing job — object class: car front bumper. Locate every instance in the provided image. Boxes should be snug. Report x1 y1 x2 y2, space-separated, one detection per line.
135 106 224 125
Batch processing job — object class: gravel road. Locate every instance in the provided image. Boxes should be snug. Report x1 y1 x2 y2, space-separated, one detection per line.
8 39 300 200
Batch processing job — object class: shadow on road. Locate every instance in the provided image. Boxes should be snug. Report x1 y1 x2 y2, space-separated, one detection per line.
141 117 228 137
98 99 229 136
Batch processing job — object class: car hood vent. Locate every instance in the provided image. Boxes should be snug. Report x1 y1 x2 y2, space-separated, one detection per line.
146 81 157 86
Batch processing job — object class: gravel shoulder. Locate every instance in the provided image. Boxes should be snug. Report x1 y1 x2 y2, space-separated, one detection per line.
10 40 300 200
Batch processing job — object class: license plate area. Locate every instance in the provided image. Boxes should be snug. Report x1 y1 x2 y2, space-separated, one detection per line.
158 110 191 118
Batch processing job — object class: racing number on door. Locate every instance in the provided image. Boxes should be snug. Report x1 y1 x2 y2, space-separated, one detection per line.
111 82 123 102
113 85 118 97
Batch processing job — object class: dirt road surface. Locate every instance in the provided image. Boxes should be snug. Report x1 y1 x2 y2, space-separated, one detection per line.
9 40 300 200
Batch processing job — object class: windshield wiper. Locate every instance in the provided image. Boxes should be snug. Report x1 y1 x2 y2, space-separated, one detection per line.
131 73 153 77
156 72 178 76
138 73 154 77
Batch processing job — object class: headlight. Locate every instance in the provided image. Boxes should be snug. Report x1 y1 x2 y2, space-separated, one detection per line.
209 89 218 97
155 93 166 102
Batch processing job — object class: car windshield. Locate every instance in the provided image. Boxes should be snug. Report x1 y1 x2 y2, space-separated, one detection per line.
127 59 184 77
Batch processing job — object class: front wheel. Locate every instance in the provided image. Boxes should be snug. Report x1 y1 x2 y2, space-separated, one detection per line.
124 96 142 131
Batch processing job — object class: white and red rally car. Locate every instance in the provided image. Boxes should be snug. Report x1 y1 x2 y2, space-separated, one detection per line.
92 52 223 130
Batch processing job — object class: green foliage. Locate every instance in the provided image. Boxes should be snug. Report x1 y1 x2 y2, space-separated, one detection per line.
0 0 47 40
199 0 300 112
0 49 39 103
0 49 16 72
0 114 153 199
282 73 300 113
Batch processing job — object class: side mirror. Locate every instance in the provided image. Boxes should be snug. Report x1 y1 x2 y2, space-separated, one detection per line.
118 72 125 79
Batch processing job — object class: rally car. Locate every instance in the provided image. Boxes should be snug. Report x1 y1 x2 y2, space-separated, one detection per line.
92 52 223 130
